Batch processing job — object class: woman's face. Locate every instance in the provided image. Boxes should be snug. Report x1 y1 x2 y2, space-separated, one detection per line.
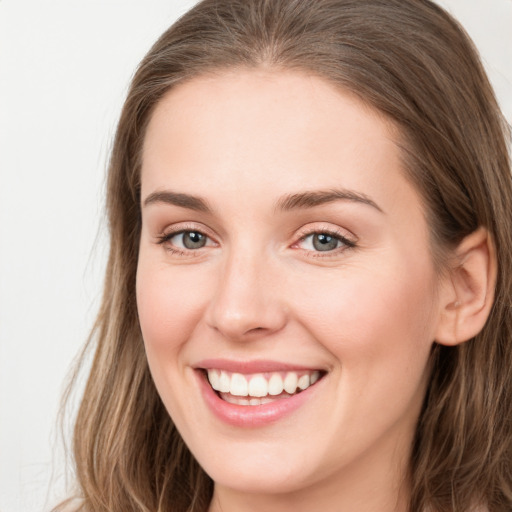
137 70 445 507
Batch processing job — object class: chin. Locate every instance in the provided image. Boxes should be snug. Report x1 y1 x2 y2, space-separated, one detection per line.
203 458 312 495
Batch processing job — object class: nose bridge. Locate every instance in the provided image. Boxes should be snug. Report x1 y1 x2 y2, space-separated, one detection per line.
205 240 286 339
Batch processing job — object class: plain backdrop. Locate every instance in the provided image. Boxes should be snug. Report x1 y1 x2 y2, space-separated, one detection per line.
0 1 510 511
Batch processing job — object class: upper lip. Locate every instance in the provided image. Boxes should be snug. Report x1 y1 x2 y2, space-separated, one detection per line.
193 358 326 374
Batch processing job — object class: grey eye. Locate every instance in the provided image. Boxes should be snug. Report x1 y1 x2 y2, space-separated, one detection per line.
181 231 207 249
311 233 340 251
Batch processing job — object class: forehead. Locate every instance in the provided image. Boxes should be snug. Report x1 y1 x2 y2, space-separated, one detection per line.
141 69 418 218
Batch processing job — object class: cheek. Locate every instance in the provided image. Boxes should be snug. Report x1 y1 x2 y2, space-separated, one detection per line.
136 258 209 358
290 255 438 369
288 258 438 450
135 257 213 426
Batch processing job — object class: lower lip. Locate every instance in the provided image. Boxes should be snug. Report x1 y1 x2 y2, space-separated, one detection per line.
196 370 323 428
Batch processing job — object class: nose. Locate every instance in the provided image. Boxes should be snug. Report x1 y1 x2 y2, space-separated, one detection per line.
205 249 288 341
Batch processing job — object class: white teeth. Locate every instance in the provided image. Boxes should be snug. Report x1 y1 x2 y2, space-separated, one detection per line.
222 394 244 405
208 369 220 390
268 373 284 395
218 371 231 392
230 373 249 396
283 372 298 394
297 374 310 390
248 374 268 397
206 369 323 400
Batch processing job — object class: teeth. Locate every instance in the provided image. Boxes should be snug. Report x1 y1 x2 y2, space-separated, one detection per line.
230 373 249 396
283 372 298 394
208 369 220 390
206 369 322 399
218 371 231 392
268 373 284 395
248 374 268 397
222 394 276 406
297 374 310 390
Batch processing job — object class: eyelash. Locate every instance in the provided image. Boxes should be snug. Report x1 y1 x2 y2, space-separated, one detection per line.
294 227 357 257
156 225 357 258
156 224 214 257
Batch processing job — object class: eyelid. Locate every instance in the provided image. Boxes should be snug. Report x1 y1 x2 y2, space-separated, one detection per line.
154 221 357 258
291 224 357 255
155 222 218 251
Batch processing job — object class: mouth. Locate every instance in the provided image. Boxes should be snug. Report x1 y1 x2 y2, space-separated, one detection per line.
202 368 326 407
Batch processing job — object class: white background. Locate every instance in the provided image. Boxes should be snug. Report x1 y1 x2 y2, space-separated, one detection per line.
0 1 510 511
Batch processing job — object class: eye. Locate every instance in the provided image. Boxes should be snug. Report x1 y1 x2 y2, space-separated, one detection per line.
157 228 215 253
295 230 356 254
303 233 340 251
173 231 208 249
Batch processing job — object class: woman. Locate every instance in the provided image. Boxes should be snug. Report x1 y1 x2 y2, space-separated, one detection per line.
58 0 512 511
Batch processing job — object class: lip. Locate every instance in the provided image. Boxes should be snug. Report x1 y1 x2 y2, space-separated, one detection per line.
194 361 326 428
194 358 322 374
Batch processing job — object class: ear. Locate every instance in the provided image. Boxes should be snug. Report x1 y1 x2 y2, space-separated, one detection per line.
435 227 497 346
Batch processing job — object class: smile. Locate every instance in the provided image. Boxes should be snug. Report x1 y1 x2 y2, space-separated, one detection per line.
194 359 328 426
207 369 322 406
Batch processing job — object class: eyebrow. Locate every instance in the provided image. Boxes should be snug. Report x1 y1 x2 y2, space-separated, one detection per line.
143 190 212 213
142 187 383 214
275 188 383 213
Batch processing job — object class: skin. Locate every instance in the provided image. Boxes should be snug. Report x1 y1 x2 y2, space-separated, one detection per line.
136 69 451 512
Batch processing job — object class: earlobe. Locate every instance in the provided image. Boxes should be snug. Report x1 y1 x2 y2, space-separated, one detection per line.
435 227 497 346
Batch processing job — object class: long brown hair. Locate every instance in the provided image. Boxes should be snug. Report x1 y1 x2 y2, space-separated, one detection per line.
58 1 512 511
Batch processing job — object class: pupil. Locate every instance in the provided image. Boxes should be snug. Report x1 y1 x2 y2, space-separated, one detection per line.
313 233 338 251
183 231 206 249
